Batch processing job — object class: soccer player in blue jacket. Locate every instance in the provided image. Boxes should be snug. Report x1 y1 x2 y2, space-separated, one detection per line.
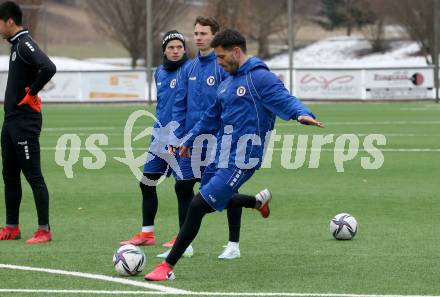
120 31 193 258
164 17 244 260
145 29 324 281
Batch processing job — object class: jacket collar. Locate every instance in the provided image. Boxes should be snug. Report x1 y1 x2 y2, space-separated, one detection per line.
198 50 216 63
8 29 29 44
235 56 268 76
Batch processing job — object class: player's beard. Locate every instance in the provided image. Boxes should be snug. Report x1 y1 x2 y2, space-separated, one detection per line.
227 59 240 75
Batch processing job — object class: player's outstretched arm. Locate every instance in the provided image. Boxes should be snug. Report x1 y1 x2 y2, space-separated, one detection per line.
297 115 325 128
250 69 321 124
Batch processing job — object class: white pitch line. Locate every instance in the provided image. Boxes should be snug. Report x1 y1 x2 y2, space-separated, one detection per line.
271 148 440 152
399 108 440 111
43 127 157 132
1 265 438 297
42 133 143 136
0 290 169 295
277 121 440 126
193 294 440 297
39 147 440 152
0 289 172 295
45 127 118 131
41 133 440 137
0 289 439 297
41 120 440 132
0 264 189 295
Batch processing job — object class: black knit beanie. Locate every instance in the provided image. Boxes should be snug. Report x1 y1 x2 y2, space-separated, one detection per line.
162 30 185 52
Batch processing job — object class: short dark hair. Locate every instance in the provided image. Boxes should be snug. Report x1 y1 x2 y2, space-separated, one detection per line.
194 16 220 35
211 29 247 53
0 1 22 26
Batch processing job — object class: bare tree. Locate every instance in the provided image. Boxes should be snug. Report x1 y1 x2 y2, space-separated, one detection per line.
342 0 355 36
206 0 250 32
206 0 287 59
247 0 288 58
319 0 376 36
384 0 434 64
85 0 188 68
207 0 319 59
360 0 387 53
277 0 321 47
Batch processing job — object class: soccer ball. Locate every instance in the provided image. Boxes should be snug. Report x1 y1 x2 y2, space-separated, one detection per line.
329 213 358 240
113 244 145 276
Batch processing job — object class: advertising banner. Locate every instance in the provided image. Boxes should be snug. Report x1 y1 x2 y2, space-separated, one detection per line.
81 72 146 101
40 72 81 101
365 68 434 100
295 69 362 99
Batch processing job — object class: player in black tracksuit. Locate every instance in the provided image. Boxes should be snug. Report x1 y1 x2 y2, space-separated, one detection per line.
0 1 56 243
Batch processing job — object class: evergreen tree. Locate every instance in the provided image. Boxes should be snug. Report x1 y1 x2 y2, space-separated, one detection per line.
319 0 376 35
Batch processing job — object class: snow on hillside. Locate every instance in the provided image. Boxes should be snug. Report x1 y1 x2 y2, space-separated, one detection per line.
267 36 426 68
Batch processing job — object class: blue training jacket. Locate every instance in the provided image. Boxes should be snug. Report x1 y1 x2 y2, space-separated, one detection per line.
152 60 192 145
183 56 315 169
171 51 228 145
154 60 192 126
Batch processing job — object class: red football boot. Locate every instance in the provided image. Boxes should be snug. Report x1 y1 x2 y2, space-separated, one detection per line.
0 226 21 240
120 231 155 246
26 228 51 244
162 236 176 247
255 189 272 218
144 261 175 281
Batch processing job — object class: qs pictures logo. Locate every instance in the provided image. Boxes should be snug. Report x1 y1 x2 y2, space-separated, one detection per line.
55 110 190 186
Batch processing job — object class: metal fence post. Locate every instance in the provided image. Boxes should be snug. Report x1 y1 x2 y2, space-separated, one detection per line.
434 0 439 103
146 0 153 103
288 0 294 95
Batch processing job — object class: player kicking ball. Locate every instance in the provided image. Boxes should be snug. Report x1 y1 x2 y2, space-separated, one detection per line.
144 29 324 281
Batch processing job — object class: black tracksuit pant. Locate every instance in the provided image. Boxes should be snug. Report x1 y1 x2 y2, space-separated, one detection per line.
1 116 49 226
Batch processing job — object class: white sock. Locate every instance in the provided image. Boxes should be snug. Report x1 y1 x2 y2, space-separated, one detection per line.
228 241 239 249
38 225 50 231
141 226 154 233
